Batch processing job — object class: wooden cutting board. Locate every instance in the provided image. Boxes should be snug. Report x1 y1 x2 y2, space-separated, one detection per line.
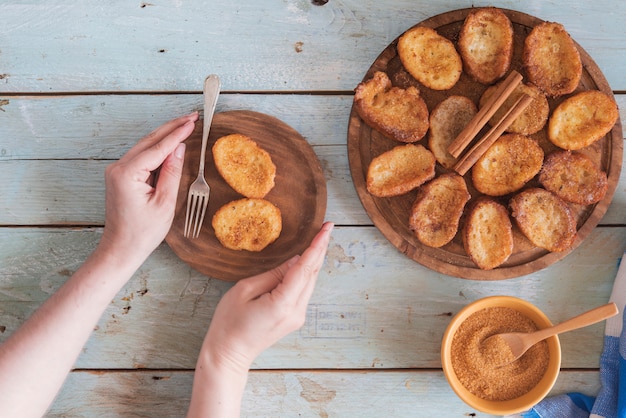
347 8 623 280
167 110 327 281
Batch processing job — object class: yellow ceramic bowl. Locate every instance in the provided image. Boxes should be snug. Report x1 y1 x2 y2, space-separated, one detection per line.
441 296 561 415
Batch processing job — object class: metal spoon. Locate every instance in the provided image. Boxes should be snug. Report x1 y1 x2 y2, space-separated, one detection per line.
483 302 618 367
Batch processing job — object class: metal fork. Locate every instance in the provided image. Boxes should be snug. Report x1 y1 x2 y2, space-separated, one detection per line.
183 74 221 238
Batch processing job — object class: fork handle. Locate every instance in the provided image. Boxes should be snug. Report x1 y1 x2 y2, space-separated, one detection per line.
198 74 221 175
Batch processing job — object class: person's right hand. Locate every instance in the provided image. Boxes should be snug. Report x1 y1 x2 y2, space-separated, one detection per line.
201 222 334 375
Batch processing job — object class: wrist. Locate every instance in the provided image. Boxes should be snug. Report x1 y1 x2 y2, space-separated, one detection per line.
94 231 151 276
188 349 249 418
197 344 250 383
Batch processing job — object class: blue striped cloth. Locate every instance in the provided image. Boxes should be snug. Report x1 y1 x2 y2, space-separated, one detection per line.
523 252 626 418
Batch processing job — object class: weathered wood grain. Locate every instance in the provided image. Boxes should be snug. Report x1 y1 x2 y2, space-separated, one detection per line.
0 94 353 159
0 146 365 226
0 1 624 93
1 145 624 227
1 226 624 370
48 369 602 417
1 93 623 159
1 2 625 415
0 95 624 226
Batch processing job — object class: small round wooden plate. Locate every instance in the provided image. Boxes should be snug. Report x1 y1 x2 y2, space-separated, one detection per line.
166 110 327 281
347 8 623 280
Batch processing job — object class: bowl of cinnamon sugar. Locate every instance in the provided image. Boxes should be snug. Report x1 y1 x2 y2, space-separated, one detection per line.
441 296 561 415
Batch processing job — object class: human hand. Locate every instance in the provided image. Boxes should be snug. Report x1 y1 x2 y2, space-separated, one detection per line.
99 112 198 264
201 222 334 375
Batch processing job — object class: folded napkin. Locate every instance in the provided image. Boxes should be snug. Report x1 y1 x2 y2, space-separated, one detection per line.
522 251 626 418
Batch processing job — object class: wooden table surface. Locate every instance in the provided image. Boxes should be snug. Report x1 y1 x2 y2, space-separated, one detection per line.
1 1 624 417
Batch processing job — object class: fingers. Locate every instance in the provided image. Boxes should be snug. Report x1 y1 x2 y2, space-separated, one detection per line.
229 222 333 319
237 256 300 300
294 222 334 302
300 222 335 304
153 142 186 204
121 112 198 163
131 118 196 174
272 222 334 304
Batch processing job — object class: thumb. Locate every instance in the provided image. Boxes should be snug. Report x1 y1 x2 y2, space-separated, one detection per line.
155 142 186 201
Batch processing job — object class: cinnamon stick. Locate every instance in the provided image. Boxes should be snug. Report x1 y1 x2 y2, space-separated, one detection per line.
452 93 534 176
447 70 523 158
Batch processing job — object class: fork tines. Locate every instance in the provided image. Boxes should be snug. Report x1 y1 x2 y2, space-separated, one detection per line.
183 189 209 239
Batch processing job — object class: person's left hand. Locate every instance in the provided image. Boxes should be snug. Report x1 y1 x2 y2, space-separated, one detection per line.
200 222 334 376
98 112 198 263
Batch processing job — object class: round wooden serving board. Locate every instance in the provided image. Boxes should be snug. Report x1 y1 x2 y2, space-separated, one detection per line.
347 8 623 280
167 110 327 281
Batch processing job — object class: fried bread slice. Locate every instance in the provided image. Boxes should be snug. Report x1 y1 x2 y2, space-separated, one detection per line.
523 22 582 97
539 150 608 205
428 95 477 169
463 198 514 270
509 188 576 252
458 7 514 85
354 71 429 143
213 134 276 198
397 26 462 90
409 173 470 248
212 198 282 252
366 144 436 197
472 133 544 196
548 90 619 150
479 81 549 135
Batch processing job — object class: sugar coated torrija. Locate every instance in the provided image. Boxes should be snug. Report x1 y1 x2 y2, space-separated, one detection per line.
451 306 550 401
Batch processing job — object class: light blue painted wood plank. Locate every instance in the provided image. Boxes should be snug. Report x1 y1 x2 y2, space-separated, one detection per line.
0 147 364 226
48 369 601 417
0 2 620 413
1 144 623 227
1 226 624 369
0 95 624 226
0 94 352 159
1 93 622 161
0 154 623 227
0 0 624 92
0 160 106 225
